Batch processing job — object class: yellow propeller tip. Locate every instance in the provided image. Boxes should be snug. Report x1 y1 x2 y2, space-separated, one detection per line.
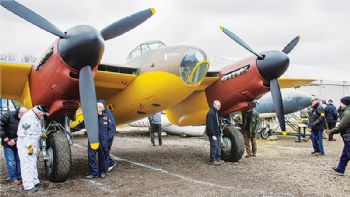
90 143 99 150
150 8 156 15
219 26 224 31
282 131 287 136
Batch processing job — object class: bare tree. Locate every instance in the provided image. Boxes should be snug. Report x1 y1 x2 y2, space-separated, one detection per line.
0 53 37 63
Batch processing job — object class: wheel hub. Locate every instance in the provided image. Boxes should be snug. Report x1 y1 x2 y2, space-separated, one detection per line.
45 147 54 169
222 137 232 153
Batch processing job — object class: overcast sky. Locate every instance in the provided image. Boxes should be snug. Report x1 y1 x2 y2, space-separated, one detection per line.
1 0 349 69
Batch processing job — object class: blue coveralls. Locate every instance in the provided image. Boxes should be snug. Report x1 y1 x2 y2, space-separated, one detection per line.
88 112 111 176
104 109 116 167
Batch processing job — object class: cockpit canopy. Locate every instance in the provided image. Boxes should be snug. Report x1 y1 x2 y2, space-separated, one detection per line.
127 40 166 61
180 47 208 86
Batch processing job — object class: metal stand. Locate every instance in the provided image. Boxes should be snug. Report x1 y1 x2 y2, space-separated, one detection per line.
296 124 307 142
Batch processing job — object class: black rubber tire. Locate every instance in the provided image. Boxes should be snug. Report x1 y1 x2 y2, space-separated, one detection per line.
260 128 270 139
45 132 71 182
221 125 245 162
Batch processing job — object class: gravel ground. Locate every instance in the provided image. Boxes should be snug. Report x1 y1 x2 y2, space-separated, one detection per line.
0 131 349 196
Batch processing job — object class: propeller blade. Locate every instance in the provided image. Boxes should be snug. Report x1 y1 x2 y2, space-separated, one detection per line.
282 36 300 54
101 8 155 41
0 0 65 38
79 66 99 150
270 78 286 135
219 26 264 59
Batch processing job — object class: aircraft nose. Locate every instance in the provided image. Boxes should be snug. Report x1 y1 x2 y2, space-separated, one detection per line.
256 50 289 81
58 25 105 70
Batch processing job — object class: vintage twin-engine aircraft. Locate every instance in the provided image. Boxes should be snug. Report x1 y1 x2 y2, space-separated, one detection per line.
0 0 155 182
1 0 301 182
74 32 302 163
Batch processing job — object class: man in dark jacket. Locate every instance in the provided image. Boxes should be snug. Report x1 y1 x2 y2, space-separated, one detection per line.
308 97 326 156
325 99 338 139
206 100 221 165
0 107 27 185
329 96 350 175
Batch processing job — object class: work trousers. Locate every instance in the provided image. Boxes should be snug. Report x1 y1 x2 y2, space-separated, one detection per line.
209 136 221 161
336 140 350 173
17 136 40 190
243 132 257 156
311 129 324 154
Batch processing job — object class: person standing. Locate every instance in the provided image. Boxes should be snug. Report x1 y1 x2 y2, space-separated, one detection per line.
205 100 221 165
97 100 117 172
325 99 338 140
0 107 27 185
329 96 350 175
148 112 162 146
242 109 261 158
308 97 326 156
17 105 48 193
86 103 110 179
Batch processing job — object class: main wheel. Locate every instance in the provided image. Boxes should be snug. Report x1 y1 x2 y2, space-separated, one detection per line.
45 132 71 182
221 125 245 162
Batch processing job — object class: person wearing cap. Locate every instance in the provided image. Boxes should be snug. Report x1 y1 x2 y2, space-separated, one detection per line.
325 99 338 140
329 96 350 175
17 104 48 193
86 103 110 179
97 99 117 172
0 107 27 185
242 109 261 158
308 97 326 156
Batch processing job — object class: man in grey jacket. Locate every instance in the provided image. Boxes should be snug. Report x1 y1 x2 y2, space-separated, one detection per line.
148 112 162 146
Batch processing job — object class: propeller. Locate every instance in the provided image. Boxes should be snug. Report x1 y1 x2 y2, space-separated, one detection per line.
282 36 300 54
0 0 65 38
1 1 156 149
79 66 99 149
220 26 301 135
101 8 155 41
219 26 263 59
270 79 285 133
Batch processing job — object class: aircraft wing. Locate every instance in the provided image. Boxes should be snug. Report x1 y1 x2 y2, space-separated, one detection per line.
278 78 315 88
0 61 32 106
95 63 139 99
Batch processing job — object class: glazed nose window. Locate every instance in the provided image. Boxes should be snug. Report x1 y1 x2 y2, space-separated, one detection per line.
180 48 209 85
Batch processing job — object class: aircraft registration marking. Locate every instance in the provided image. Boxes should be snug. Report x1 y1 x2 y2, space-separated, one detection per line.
221 64 250 81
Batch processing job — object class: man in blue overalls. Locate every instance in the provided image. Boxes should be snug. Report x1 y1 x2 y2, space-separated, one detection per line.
97 100 117 172
86 103 111 179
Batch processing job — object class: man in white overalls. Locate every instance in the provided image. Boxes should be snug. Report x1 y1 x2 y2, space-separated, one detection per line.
17 105 48 193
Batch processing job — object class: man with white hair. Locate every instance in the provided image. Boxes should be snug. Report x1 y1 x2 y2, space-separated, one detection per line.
0 107 27 185
17 104 48 193
205 100 222 165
